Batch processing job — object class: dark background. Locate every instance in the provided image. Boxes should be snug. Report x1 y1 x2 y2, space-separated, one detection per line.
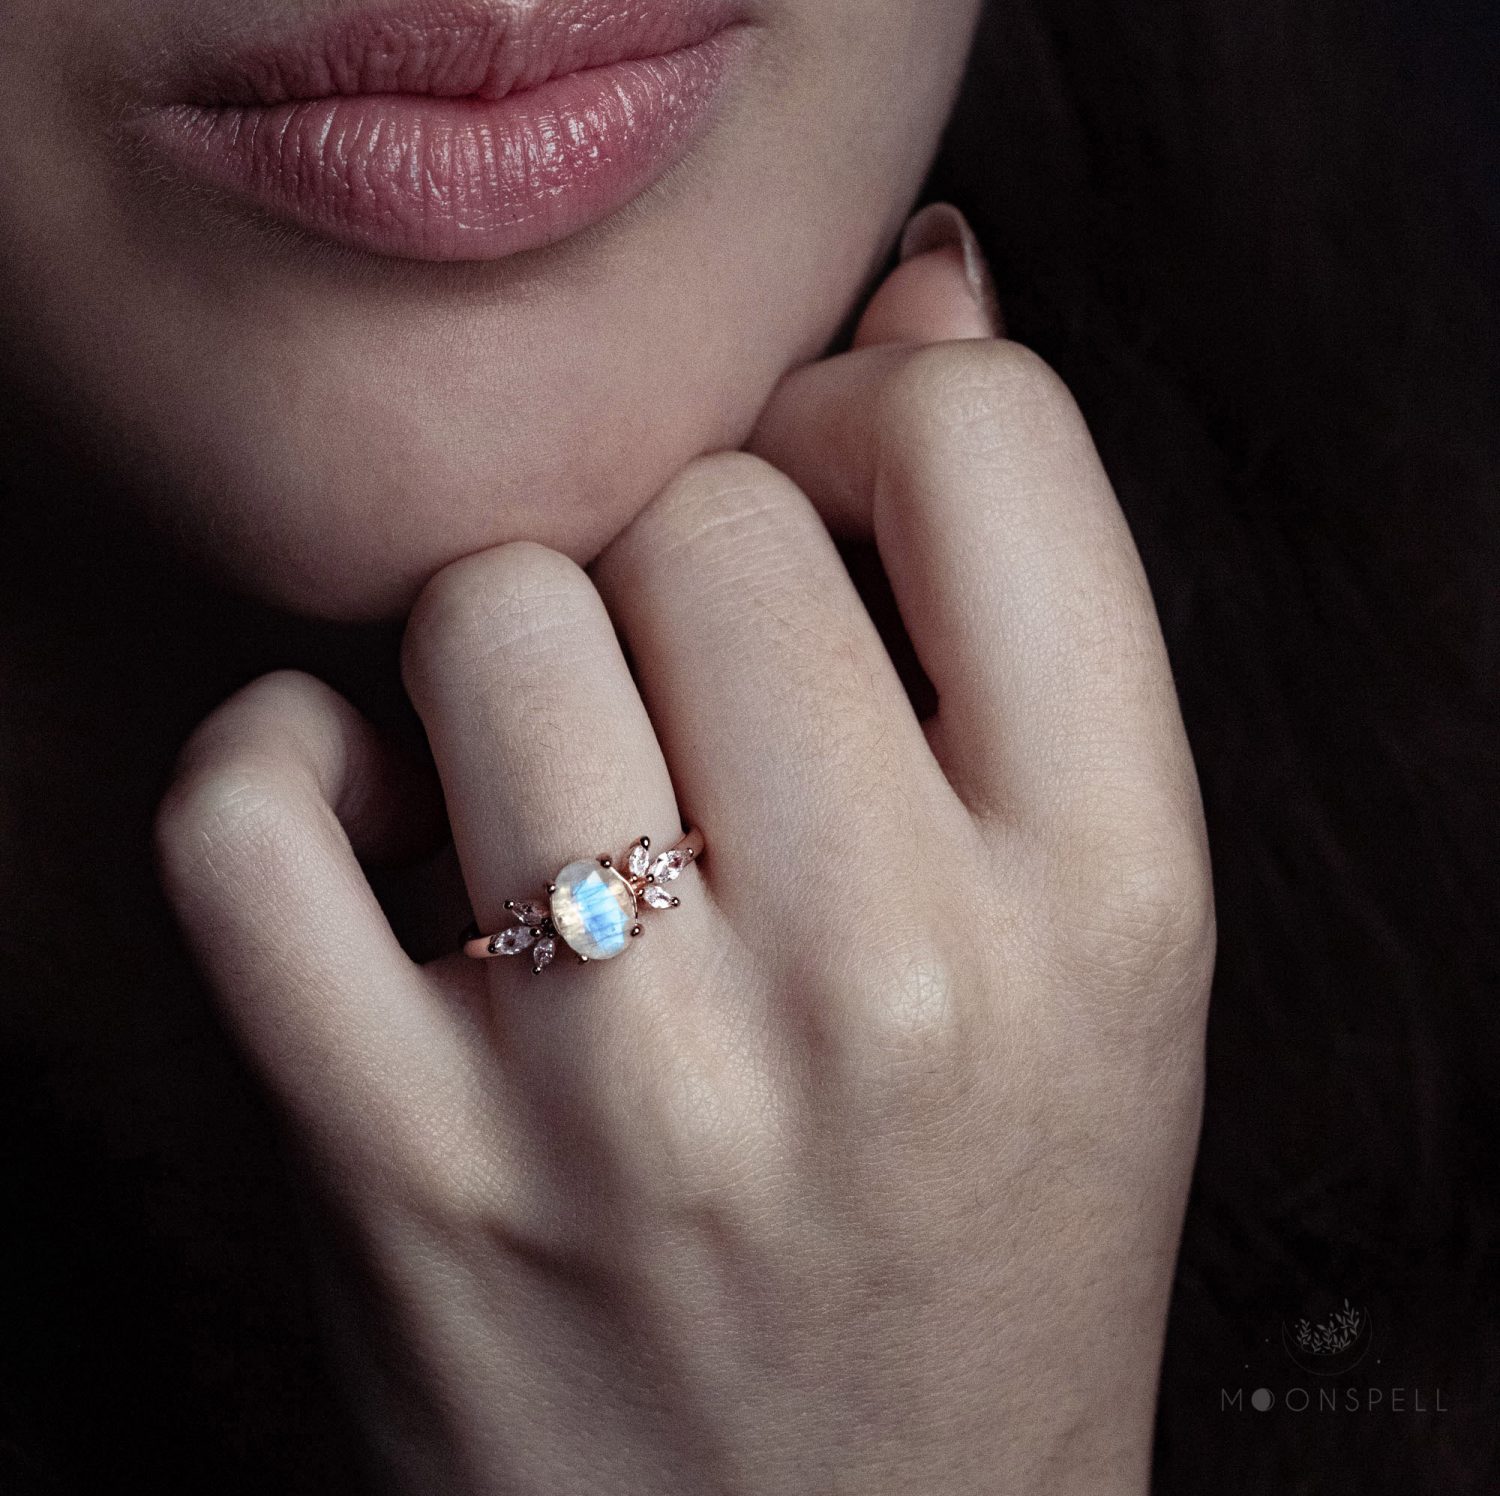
2 0 1496 1489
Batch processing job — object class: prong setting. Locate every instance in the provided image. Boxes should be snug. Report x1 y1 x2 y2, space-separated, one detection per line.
466 831 702 974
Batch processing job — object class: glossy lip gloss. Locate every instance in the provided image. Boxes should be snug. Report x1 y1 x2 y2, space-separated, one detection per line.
137 0 755 262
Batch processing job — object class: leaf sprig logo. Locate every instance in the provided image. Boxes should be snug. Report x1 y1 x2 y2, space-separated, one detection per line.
1280 1298 1373 1375
1293 1300 1364 1357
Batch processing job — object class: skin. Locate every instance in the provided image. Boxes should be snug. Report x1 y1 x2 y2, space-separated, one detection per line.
2 1 1213 1490
0 0 981 618
157 287 1215 1492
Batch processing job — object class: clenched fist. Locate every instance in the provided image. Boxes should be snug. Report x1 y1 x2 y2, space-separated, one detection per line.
157 228 1213 1495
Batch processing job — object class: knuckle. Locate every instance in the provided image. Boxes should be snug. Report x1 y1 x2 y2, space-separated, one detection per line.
615 452 875 714
229 667 337 718
638 455 839 609
154 671 343 903
1056 815 1217 1037
629 450 809 571
660 448 790 511
877 339 1083 469
830 927 993 1117
1109 824 1214 951
154 756 304 900
401 542 594 696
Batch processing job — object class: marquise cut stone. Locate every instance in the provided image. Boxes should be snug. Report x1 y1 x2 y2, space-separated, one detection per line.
650 849 688 883
491 926 536 957
550 861 638 961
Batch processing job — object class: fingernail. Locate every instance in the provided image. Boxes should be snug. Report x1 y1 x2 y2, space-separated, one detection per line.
899 202 1003 335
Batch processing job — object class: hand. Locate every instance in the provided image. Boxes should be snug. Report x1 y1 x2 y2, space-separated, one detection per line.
157 212 1213 1495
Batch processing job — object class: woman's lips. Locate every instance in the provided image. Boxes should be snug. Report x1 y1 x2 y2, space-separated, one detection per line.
139 2 752 262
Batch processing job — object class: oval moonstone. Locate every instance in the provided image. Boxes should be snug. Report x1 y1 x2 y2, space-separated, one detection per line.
550 861 638 962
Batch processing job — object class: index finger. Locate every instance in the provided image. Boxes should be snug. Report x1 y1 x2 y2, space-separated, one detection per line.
155 672 475 1144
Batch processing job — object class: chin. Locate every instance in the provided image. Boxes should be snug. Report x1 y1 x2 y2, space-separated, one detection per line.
147 427 719 624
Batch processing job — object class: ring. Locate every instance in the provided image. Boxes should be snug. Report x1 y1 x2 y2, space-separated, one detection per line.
464 830 705 974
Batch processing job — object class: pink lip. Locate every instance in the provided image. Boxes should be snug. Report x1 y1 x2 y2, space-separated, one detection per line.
139 1 754 261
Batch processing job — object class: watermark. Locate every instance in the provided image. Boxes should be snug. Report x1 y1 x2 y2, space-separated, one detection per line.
1218 1295 1449 1415
1282 1297 1372 1376
1222 1385 1448 1414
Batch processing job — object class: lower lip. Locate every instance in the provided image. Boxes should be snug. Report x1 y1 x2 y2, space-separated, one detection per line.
141 29 747 262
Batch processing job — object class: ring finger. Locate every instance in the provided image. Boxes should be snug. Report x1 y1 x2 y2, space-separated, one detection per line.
402 541 778 1173
401 541 681 940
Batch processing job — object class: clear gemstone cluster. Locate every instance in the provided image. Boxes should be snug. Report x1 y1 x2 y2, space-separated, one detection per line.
487 835 692 974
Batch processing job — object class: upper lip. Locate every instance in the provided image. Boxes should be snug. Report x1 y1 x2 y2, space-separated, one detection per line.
169 0 748 108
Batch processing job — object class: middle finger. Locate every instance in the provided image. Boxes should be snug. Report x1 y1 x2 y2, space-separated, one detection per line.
592 452 967 920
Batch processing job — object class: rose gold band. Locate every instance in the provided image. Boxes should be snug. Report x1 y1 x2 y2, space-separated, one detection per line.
464 828 705 973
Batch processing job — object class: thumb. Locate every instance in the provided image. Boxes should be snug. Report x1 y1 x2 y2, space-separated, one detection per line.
852 202 1003 349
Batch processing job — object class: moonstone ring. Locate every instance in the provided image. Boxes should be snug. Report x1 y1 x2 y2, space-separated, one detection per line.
464 830 704 975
